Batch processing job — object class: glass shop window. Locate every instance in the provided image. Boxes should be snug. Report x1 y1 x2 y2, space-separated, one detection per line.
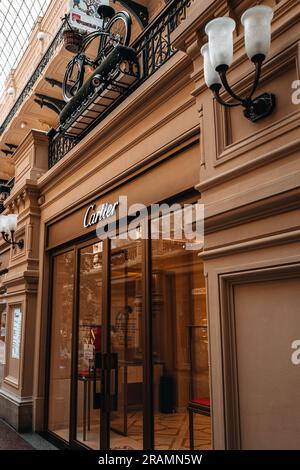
0 304 7 385
151 204 211 450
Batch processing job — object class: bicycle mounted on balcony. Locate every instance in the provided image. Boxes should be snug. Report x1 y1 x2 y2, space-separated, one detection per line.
49 0 193 168
62 4 132 102
57 3 140 138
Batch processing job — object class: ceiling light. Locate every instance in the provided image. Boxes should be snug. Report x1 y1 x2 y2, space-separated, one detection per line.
37 31 46 41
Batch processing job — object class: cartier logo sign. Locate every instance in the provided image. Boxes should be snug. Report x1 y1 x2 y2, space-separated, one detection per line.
83 202 119 228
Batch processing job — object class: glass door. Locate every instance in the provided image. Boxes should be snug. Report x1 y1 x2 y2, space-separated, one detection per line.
48 238 120 450
72 235 145 450
47 199 210 450
109 236 144 450
75 241 103 448
48 250 75 443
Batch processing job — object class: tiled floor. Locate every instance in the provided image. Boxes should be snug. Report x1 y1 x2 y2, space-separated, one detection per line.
111 411 211 450
53 411 211 450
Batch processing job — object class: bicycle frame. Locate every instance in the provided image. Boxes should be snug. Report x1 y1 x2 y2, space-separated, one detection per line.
62 11 131 102
80 30 112 67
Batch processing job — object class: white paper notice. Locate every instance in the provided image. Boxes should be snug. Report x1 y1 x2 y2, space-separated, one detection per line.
83 343 95 361
12 308 22 359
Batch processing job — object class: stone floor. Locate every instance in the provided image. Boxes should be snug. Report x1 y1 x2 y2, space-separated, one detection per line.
0 419 57 450
0 420 33 450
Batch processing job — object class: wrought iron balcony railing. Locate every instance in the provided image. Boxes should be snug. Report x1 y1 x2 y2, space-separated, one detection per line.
0 177 14 214
48 0 194 168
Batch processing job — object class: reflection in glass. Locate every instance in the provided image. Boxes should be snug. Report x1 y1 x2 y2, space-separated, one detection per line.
0 304 7 369
110 237 143 450
48 251 74 441
151 207 211 450
76 242 103 449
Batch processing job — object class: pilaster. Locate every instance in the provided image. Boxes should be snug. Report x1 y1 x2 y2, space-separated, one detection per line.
0 130 47 431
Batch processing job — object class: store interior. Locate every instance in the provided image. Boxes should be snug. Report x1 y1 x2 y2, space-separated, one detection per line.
47 210 211 450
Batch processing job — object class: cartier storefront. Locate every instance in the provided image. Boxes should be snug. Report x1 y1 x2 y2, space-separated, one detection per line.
1 0 300 454
42 140 211 451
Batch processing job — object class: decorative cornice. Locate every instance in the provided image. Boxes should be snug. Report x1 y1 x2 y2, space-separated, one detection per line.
4 180 40 213
201 229 300 260
1 270 39 289
171 0 225 52
204 187 300 234
13 130 48 165
196 138 300 192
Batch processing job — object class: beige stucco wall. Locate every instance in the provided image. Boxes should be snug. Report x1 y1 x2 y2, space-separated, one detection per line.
172 0 300 449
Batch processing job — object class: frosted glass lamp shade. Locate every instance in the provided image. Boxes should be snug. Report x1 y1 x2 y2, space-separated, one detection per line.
241 6 273 61
0 215 9 234
6 214 17 232
201 44 221 88
205 17 236 71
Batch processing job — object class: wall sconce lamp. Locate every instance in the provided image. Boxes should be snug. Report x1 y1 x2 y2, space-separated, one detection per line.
0 215 24 249
201 5 275 122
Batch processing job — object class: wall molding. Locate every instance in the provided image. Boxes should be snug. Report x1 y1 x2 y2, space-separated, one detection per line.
218 261 300 449
204 186 300 234
201 228 300 260
213 41 300 165
196 138 300 192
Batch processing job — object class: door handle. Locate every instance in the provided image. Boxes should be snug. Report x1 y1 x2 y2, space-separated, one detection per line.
99 352 118 411
111 352 118 411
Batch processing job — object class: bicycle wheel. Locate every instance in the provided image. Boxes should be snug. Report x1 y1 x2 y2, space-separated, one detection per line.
63 56 85 102
100 11 132 55
80 29 107 70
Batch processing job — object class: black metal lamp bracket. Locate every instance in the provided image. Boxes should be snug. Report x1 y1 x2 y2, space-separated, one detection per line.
2 231 24 250
211 58 276 123
113 0 149 28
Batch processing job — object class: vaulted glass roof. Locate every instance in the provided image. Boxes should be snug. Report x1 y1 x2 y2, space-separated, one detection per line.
0 0 51 93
